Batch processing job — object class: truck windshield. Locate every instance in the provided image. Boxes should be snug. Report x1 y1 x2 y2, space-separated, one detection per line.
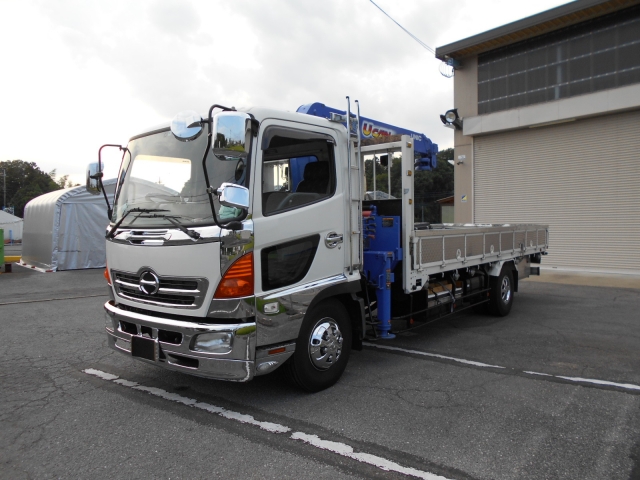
112 128 249 228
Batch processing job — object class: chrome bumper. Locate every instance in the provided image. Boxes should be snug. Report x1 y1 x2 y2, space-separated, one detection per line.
104 301 257 382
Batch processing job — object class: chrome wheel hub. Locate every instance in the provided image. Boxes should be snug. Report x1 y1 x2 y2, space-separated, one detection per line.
308 319 343 370
501 276 511 303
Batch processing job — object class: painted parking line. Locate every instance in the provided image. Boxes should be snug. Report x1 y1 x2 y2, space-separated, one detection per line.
364 342 506 369
83 369 451 480
524 371 640 391
364 343 640 393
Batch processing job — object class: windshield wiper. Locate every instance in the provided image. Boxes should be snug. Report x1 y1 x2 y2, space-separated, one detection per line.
106 208 169 239
146 214 201 241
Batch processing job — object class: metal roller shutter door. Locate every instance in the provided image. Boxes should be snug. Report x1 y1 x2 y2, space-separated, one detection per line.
474 109 640 273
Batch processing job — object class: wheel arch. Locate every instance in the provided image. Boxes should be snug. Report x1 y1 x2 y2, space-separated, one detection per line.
306 280 364 351
485 260 519 292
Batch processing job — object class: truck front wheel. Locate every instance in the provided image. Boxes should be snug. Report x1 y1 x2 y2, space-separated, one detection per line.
489 266 514 317
287 299 352 392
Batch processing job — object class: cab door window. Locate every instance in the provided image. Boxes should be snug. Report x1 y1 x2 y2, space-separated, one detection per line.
261 126 335 216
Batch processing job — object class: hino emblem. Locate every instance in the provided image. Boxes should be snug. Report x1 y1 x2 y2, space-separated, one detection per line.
139 271 160 295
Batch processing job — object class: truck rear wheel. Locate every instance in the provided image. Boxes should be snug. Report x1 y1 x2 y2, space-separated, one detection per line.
489 266 514 317
287 299 352 392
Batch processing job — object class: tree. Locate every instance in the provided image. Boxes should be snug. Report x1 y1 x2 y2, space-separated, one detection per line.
363 148 454 222
413 148 454 223
56 174 69 189
0 160 61 217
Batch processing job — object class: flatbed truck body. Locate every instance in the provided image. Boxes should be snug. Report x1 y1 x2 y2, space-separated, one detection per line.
91 100 548 391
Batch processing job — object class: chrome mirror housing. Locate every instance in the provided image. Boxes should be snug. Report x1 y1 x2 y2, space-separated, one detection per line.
212 112 252 161
218 182 249 210
171 110 203 141
86 162 102 195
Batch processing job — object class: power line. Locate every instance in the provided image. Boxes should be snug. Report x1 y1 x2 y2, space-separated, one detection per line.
369 0 435 55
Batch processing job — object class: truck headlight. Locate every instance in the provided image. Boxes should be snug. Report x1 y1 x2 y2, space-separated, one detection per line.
192 332 233 353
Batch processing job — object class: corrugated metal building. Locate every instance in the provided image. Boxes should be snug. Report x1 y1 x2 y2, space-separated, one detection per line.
436 0 640 274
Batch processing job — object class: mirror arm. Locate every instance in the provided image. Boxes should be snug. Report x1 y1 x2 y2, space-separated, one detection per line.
200 104 242 231
201 106 223 229
97 144 130 220
98 144 124 219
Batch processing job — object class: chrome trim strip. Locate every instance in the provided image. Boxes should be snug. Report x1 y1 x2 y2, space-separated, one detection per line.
255 275 355 347
158 288 201 294
263 274 347 300
207 296 256 319
105 301 250 332
254 349 295 376
115 279 139 289
115 293 197 308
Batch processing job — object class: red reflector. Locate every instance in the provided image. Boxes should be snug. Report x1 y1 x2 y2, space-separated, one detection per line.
268 347 286 355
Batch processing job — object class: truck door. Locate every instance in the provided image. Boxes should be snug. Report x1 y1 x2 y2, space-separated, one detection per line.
253 121 346 300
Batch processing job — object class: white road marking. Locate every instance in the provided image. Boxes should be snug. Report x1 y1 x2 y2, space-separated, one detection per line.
85 369 290 433
525 371 640 391
84 368 119 381
291 432 449 480
361 345 640 393
83 369 453 480
364 342 506 369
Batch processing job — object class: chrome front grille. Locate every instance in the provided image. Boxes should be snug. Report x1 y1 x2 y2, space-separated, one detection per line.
112 270 208 309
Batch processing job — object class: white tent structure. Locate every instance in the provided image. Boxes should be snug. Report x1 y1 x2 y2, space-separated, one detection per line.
0 210 23 242
21 179 117 271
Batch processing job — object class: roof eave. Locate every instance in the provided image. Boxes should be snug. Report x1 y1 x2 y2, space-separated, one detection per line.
435 0 640 61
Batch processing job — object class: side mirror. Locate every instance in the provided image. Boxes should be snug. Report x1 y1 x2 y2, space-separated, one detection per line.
218 182 249 210
86 162 102 195
212 112 252 161
171 110 203 141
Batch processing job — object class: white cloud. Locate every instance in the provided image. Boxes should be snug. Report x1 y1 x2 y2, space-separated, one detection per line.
0 0 572 186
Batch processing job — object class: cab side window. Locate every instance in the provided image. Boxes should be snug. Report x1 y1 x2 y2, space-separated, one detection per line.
262 127 336 216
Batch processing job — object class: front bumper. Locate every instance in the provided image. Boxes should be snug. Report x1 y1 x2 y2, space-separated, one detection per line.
104 301 257 381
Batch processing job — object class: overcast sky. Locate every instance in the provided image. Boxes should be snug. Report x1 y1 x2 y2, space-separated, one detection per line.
0 0 571 184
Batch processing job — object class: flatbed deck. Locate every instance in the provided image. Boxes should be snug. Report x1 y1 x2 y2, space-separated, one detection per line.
412 223 548 270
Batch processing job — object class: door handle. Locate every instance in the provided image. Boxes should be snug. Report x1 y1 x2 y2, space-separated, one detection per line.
325 232 343 249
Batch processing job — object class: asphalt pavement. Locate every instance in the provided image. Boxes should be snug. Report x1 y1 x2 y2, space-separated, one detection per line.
1 265 639 479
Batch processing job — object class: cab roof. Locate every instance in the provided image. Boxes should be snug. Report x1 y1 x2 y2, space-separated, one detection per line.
130 105 341 141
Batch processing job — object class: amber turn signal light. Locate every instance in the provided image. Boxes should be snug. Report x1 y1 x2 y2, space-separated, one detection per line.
214 253 254 299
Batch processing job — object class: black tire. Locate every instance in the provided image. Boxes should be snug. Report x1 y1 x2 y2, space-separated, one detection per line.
287 299 352 392
488 266 514 317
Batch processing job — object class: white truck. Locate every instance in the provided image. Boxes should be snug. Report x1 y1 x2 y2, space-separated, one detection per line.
89 99 548 392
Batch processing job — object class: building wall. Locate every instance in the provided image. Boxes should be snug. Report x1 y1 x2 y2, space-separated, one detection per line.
453 56 477 223
451 55 640 272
